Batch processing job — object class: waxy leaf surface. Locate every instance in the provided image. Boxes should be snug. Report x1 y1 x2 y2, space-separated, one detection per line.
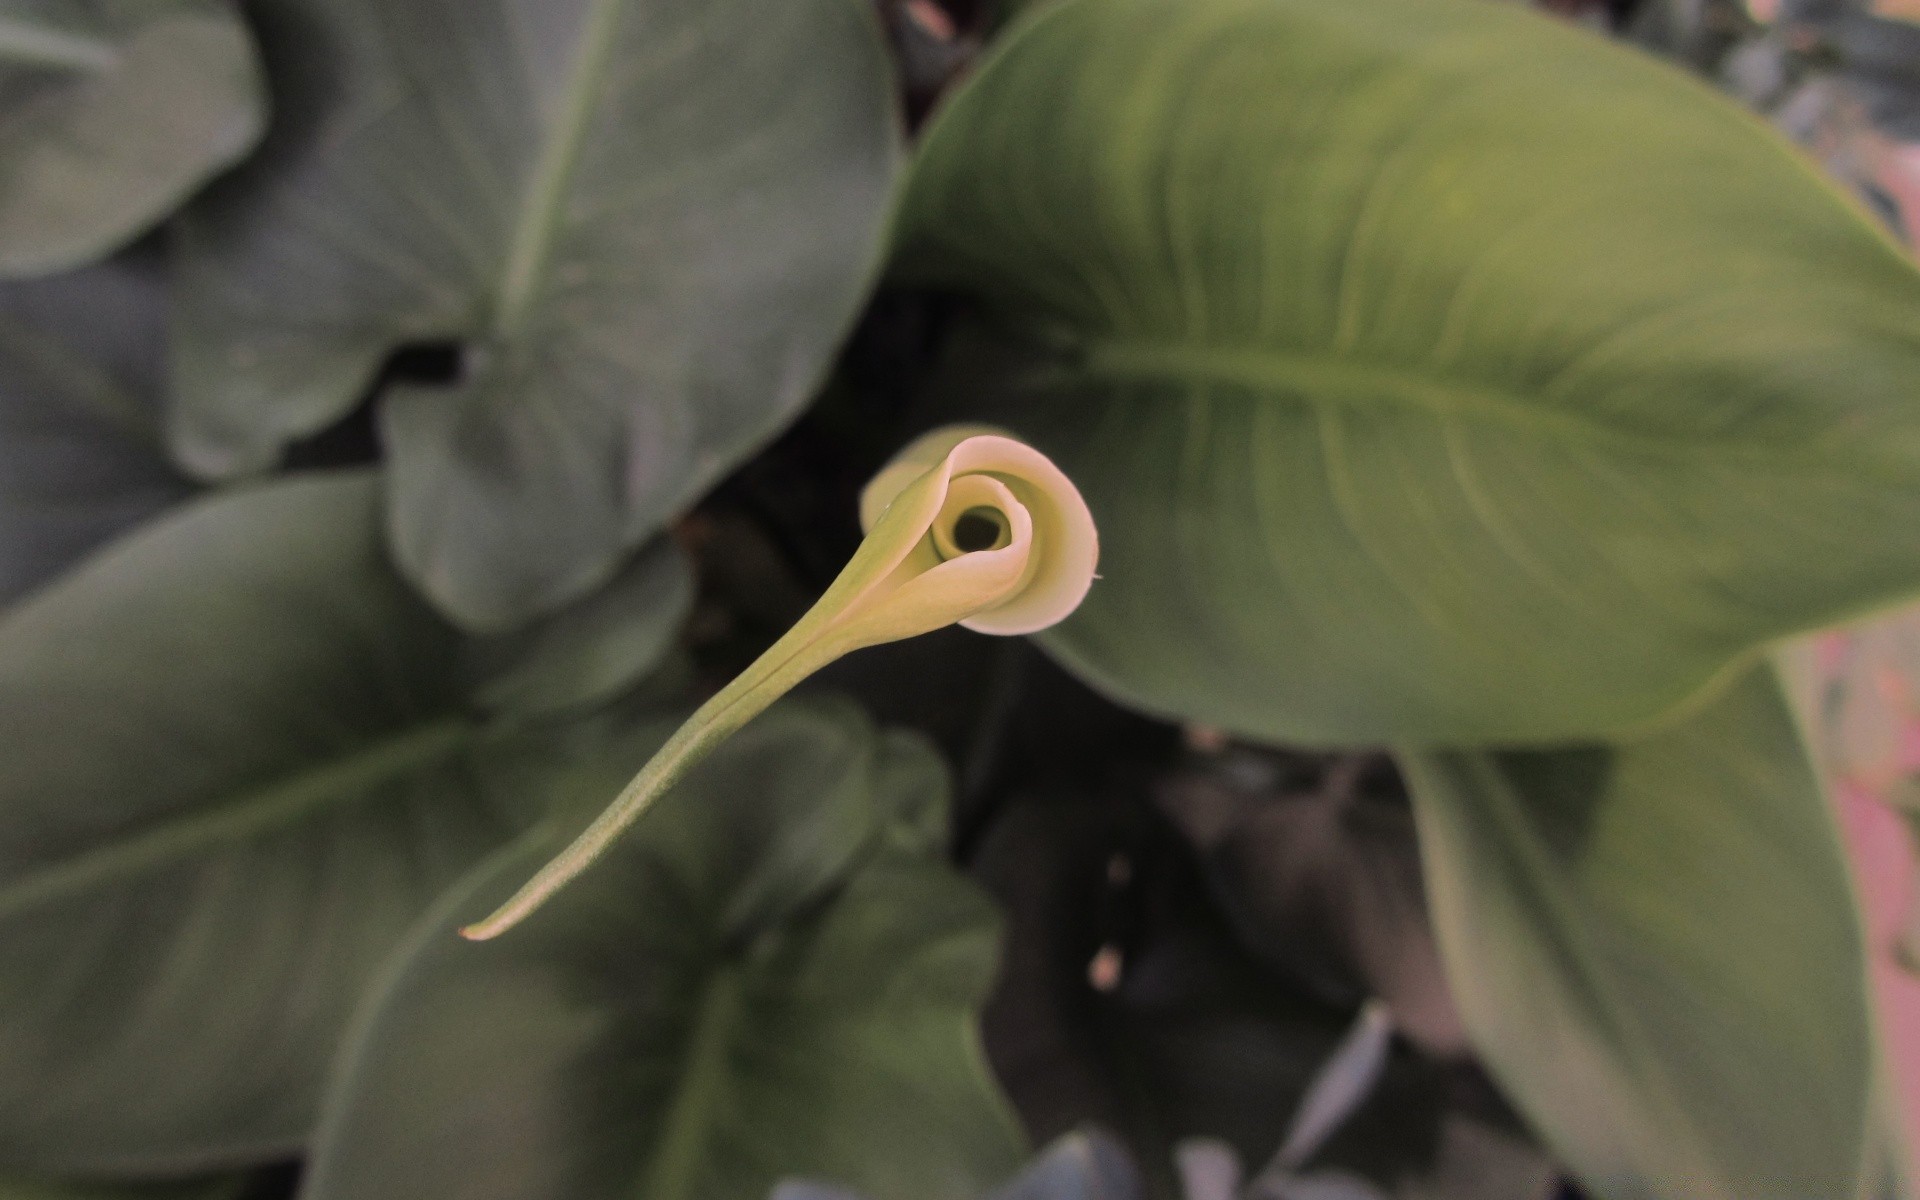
896 0 1920 743
0 252 188 607
0 0 262 277
0 472 686 1171
1398 669 1874 1200
173 0 900 630
301 699 1025 1200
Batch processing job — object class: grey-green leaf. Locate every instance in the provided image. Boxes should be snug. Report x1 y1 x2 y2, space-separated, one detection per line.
300 699 1025 1200
0 471 675 1172
1396 668 1874 1200
895 0 1920 744
0 251 188 607
0 0 263 277
172 0 901 631
467 534 693 719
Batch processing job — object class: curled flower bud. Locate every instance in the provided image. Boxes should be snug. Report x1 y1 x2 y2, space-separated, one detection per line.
461 425 1098 940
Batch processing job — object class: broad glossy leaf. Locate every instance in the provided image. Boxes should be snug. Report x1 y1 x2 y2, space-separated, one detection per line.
0 251 188 606
1397 668 1873 1200
894 0 1920 743
0 471 682 1172
172 0 900 630
0 1 263 277
300 699 1025 1200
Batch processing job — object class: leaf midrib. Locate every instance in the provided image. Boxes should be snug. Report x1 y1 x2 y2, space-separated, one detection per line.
0 714 498 921
492 0 627 335
1076 338 1839 463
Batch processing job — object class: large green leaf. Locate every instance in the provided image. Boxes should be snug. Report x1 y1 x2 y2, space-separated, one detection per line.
0 1 263 277
171 0 901 630
300 698 1025 1200
893 0 1920 744
0 251 189 607
1396 668 1874 1200
0 471 686 1173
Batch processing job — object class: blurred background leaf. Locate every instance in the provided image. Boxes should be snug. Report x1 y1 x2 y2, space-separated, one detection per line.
892 0 1920 745
465 534 693 721
1398 667 1874 1200
170 0 903 631
300 698 1025 1200
0 248 188 608
0 471 687 1173
0 0 1907 1195
0 0 263 277
1154 752 1463 1059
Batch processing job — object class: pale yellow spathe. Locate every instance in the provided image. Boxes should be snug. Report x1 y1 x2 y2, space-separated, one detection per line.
460 426 1099 940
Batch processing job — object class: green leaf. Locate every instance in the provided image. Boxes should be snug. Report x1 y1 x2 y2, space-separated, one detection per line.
0 471 682 1172
0 251 189 607
171 0 901 631
466 534 693 720
894 0 1920 743
1396 668 1874 1200
300 698 1026 1200
0 0 263 278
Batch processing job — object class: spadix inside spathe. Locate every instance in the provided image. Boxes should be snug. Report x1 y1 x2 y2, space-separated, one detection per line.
460 426 1098 940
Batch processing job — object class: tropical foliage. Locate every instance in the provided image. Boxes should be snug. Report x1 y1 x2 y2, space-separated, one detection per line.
1 0 1917 1198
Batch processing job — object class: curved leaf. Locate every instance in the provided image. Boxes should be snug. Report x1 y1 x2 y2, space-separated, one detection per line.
0 471 683 1172
0 252 188 607
894 0 1920 743
0 0 263 277
1397 668 1874 1200
172 0 901 630
300 699 1025 1200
